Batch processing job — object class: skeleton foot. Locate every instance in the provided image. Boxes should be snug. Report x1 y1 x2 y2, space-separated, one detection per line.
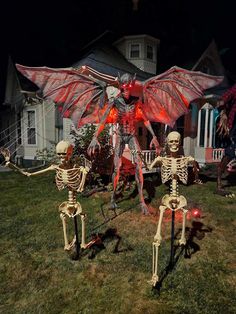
215 189 235 197
64 236 76 251
149 274 159 286
179 238 186 246
140 202 150 215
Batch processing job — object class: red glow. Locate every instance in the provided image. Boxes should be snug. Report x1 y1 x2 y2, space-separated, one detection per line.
135 106 145 121
106 107 118 123
190 208 202 218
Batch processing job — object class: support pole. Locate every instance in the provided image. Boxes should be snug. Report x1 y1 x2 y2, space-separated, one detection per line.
170 210 175 269
73 216 80 257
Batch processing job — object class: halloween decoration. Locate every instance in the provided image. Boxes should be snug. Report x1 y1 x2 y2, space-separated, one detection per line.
216 84 236 197
0 142 91 255
16 64 223 214
149 131 197 286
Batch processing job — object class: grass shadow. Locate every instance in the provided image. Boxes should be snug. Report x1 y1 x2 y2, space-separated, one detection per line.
152 220 213 294
79 227 133 260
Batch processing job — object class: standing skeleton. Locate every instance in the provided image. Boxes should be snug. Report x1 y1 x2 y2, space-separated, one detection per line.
149 132 197 286
0 141 91 252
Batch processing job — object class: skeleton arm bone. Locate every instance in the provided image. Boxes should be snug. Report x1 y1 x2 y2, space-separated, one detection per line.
149 156 162 170
5 161 29 176
25 165 57 176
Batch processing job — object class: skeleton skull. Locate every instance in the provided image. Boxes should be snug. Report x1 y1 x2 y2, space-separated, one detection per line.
118 73 136 100
167 131 181 153
56 140 72 163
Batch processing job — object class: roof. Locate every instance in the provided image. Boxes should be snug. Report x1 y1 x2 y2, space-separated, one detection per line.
72 43 152 80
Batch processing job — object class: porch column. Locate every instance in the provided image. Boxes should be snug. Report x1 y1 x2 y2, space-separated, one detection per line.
197 110 201 147
204 107 209 148
209 109 214 148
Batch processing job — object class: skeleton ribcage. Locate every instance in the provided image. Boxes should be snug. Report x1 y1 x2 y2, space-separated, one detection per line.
55 167 85 191
161 157 189 184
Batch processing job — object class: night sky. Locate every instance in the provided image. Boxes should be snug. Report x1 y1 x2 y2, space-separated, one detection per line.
1 0 235 98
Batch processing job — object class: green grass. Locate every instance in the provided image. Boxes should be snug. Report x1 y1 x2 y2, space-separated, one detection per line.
0 171 235 314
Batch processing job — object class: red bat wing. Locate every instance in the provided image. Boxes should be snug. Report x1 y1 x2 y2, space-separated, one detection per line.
16 64 115 127
142 66 223 127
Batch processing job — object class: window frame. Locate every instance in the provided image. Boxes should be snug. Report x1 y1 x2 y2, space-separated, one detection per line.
129 43 141 59
26 109 37 146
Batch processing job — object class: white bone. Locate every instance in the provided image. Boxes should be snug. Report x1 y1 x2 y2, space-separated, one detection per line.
149 132 195 285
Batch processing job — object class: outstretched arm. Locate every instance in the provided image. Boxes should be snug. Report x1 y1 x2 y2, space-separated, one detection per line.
0 147 28 176
149 156 162 170
87 103 113 156
25 165 56 177
139 104 160 154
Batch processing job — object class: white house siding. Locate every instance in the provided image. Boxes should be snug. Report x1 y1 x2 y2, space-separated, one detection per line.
22 101 56 160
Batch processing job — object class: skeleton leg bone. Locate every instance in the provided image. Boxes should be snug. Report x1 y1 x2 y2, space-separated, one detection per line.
60 213 70 250
179 208 188 246
151 205 167 286
80 213 86 249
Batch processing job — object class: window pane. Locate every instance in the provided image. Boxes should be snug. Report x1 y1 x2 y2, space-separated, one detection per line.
147 45 153 60
27 128 36 144
27 111 35 128
130 44 140 58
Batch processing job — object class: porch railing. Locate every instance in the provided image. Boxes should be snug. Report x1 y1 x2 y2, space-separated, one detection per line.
212 148 225 162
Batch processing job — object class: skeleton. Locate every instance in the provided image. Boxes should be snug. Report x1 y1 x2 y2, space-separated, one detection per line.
149 132 196 286
0 141 91 252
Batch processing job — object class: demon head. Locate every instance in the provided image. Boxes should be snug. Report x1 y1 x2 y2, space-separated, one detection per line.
117 73 136 99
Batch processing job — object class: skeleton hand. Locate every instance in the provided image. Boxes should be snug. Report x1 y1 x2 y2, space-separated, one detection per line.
150 136 160 154
87 137 101 156
0 147 10 162
23 171 31 177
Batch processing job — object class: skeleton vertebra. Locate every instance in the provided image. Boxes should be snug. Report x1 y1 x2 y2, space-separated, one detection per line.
149 131 194 286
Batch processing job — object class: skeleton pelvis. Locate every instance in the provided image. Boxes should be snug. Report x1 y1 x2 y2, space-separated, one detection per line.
161 194 187 211
59 201 82 217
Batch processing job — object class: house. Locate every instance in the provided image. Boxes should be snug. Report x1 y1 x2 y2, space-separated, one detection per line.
0 33 233 169
180 40 232 165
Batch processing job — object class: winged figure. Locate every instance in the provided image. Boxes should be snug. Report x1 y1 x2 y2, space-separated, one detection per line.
16 64 223 214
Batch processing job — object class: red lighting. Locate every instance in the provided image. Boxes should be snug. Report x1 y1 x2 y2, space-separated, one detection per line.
191 208 202 218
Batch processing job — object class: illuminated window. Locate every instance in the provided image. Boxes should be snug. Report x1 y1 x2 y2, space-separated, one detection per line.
146 45 154 60
130 44 140 58
27 110 36 145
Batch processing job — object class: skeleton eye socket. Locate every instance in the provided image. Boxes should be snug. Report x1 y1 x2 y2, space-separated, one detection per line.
57 153 67 156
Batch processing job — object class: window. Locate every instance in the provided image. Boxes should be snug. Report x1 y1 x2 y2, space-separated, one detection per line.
130 44 140 58
27 110 36 144
146 44 154 60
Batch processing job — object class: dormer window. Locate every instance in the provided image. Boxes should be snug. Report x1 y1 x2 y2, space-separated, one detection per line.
130 43 140 58
146 44 154 60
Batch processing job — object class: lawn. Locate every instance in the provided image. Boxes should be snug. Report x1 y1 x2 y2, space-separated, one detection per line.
0 171 235 314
